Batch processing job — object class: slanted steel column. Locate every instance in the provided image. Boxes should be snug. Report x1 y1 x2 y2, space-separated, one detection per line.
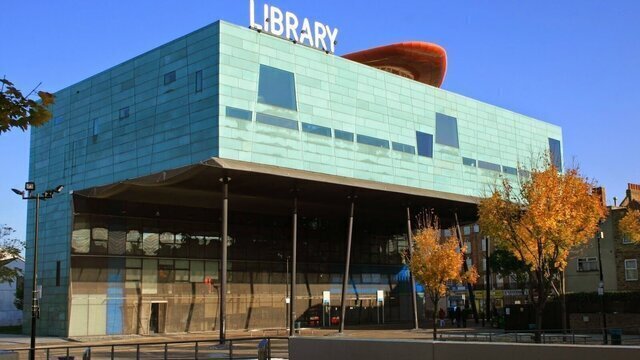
406 206 419 330
219 177 230 344
339 194 356 334
289 193 298 336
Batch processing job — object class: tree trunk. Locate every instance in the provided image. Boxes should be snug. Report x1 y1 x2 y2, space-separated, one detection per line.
534 307 544 343
432 297 439 340
560 271 567 333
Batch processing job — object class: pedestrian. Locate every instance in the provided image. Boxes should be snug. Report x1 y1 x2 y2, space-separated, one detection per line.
455 306 462 328
438 308 446 327
448 307 455 326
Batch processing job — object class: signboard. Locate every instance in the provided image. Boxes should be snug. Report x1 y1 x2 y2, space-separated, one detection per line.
322 291 330 305
376 290 384 303
285 297 290 304
250 0 339 53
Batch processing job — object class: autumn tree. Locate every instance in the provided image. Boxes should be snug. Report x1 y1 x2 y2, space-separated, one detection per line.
406 216 478 340
619 209 640 243
478 162 605 341
1 78 55 133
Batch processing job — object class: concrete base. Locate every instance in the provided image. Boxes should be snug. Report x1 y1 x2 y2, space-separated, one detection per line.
290 337 639 360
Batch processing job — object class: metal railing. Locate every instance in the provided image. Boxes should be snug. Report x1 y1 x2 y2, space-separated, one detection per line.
436 326 640 346
3 336 289 360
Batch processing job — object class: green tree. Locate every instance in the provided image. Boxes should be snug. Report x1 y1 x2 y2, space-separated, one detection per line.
489 248 529 291
0 225 24 284
0 78 55 133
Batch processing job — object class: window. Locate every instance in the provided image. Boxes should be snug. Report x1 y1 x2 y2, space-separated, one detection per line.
462 157 476 167
164 71 176 85
481 237 488 252
478 160 501 172
503 166 518 175
496 274 504 287
190 260 204 283
416 131 433 157
126 230 142 255
463 226 471 235
435 113 459 148
195 70 203 93
302 122 332 137
622 235 632 244
257 64 297 110
91 227 108 254
158 259 174 283
175 260 190 282
120 79 134 91
125 258 142 288
256 113 298 130
464 241 472 254
391 142 415 154
357 134 389 149
518 169 531 179
577 257 598 272
92 118 100 137
335 129 354 141
226 107 252 121
119 107 129 120
56 261 61 287
482 258 487 271
549 138 562 170
625 259 638 281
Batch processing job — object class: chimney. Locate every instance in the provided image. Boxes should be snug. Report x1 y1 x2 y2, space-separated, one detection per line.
592 187 607 208
628 183 640 210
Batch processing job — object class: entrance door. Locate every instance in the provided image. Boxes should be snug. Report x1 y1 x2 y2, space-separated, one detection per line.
149 302 166 334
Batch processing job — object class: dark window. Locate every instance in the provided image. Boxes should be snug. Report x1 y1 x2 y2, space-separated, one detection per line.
302 122 332 137
92 119 100 137
391 142 415 154
257 65 297 110
335 130 354 142
256 112 298 130
549 138 562 169
119 107 129 120
435 113 459 148
164 71 176 85
462 157 476 167
56 261 61 287
416 131 434 157
478 160 501 172
502 166 518 175
357 134 389 149
226 107 252 121
195 70 203 93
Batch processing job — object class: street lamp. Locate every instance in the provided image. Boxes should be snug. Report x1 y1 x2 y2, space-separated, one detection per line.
596 231 608 345
11 182 64 360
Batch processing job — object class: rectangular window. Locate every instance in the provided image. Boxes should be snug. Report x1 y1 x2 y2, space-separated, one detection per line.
92 119 100 137
302 122 332 137
190 260 204 283
164 71 176 85
478 160 501 172
435 113 459 148
623 236 632 244
577 257 598 272
549 138 562 170
335 129 354 142
175 260 190 282
503 166 518 175
158 259 174 283
357 134 389 149
474 224 480 233
464 241 472 254
462 157 476 167
119 107 129 120
125 258 142 288
391 142 415 154
482 259 487 271
481 237 488 252
416 131 433 157
195 70 203 93
256 113 298 130
625 259 638 281
226 107 252 121
463 226 471 235
257 64 297 110
56 261 61 287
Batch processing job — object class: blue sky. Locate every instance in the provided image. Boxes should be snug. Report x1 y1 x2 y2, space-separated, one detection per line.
1 0 639 240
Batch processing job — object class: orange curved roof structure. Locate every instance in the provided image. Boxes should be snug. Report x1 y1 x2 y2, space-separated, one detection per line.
342 42 447 87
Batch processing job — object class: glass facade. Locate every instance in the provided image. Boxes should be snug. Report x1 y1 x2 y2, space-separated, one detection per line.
549 138 562 169
416 131 434 158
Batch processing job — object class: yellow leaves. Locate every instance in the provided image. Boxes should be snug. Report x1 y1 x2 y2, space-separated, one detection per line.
1 78 55 134
408 219 476 300
619 209 640 243
38 91 55 106
479 162 606 273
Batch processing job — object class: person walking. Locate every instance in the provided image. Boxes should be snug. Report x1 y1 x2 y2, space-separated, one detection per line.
438 308 446 327
455 306 462 328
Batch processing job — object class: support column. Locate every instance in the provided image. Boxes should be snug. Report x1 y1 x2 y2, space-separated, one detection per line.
219 177 230 344
289 194 298 336
454 213 479 323
406 206 419 330
339 195 356 334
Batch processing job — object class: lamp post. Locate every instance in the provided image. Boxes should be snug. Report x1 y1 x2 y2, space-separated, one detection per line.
484 237 491 325
11 182 63 360
596 231 608 345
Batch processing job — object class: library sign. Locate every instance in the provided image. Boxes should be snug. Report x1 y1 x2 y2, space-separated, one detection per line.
249 0 339 53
